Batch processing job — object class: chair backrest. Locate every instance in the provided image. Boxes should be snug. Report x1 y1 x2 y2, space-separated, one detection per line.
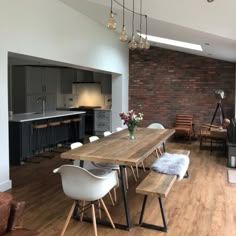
116 127 123 132
147 123 165 129
53 165 119 201
70 142 83 149
89 136 99 142
104 131 112 137
175 114 193 128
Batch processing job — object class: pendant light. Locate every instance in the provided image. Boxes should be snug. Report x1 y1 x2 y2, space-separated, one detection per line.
128 0 137 50
107 0 117 30
137 0 144 49
119 0 128 41
144 15 150 49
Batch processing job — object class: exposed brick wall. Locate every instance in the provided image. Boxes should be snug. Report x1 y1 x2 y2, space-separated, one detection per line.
129 47 235 133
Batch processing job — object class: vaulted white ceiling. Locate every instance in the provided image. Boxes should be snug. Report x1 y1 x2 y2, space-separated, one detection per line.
60 0 236 63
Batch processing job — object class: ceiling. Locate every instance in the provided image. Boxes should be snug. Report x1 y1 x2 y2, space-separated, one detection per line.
59 0 236 63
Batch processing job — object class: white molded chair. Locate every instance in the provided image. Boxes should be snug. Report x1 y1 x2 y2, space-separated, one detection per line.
104 131 112 137
53 165 119 236
147 123 165 157
116 127 123 132
70 141 115 205
88 136 137 191
89 136 99 142
70 142 83 149
147 123 165 130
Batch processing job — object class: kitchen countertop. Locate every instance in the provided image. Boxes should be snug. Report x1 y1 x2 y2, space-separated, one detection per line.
9 110 86 122
94 108 112 111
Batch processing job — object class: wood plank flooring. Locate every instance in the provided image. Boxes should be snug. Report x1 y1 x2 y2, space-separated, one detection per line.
7 141 236 236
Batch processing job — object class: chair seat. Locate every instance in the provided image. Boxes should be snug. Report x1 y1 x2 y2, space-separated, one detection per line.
175 127 191 132
89 168 113 176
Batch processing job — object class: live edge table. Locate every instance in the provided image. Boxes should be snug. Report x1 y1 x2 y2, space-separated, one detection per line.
61 127 175 230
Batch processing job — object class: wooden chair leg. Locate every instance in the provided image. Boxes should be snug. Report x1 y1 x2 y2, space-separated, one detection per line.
91 203 98 236
100 199 115 229
60 201 76 236
130 166 137 182
97 200 102 219
80 200 85 222
136 165 139 178
113 188 117 203
141 161 146 172
108 191 115 206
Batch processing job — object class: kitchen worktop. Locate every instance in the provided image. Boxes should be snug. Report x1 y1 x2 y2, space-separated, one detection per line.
9 110 86 122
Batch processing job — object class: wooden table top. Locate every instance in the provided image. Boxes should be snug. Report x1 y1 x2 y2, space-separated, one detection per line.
61 128 175 166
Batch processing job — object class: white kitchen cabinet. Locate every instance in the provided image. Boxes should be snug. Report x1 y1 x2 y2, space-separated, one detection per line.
94 109 112 135
12 66 59 113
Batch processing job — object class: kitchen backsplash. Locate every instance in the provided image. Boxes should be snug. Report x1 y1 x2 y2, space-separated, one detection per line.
57 83 111 109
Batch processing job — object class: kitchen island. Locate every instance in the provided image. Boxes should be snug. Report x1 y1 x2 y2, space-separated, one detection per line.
9 111 85 165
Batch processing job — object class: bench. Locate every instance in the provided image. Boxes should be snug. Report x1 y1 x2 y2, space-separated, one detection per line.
136 149 190 232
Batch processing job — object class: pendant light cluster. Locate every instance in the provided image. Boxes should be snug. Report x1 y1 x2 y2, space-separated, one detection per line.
107 0 150 50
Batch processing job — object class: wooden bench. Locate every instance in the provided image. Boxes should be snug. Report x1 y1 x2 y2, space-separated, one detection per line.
136 149 190 232
175 114 194 140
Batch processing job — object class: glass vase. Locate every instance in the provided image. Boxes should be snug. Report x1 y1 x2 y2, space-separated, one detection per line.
128 127 136 140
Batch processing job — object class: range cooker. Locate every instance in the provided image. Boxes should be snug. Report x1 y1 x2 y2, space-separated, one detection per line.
70 106 101 135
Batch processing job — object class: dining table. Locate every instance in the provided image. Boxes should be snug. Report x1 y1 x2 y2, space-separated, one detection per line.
61 127 175 230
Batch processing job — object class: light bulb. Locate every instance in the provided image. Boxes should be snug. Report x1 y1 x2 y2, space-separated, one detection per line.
128 35 137 50
137 36 145 49
120 26 128 42
107 12 117 30
144 37 150 50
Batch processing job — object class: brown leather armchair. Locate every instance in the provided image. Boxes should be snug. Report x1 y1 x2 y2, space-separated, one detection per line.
0 192 39 236
199 118 230 152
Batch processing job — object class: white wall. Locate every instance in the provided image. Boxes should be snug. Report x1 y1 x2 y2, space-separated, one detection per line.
0 0 128 191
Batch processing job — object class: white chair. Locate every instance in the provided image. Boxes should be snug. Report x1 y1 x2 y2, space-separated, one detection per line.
116 127 123 132
53 165 119 236
70 142 83 149
147 123 165 157
71 141 115 206
104 131 112 137
88 135 136 191
147 123 165 130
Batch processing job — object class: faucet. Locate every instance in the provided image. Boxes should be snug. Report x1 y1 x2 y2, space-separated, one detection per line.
37 96 46 114
42 96 46 114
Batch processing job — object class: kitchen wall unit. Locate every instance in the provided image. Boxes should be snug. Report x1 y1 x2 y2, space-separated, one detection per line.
12 66 59 113
60 68 76 94
60 68 111 94
94 109 112 135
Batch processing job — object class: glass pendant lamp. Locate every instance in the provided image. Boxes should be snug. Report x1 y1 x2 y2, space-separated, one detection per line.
128 0 137 49
137 0 145 49
120 0 128 41
107 0 117 30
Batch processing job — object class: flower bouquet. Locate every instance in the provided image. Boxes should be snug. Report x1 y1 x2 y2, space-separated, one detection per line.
119 110 144 140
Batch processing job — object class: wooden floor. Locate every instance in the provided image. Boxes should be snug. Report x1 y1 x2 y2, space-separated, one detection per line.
7 140 236 236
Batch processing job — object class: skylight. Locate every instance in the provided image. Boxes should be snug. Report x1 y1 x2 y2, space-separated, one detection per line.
137 33 203 51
